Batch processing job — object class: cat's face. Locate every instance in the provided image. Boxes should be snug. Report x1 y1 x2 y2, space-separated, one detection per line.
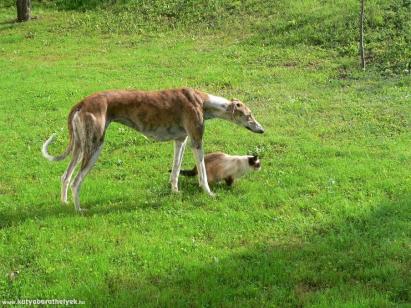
248 155 261 170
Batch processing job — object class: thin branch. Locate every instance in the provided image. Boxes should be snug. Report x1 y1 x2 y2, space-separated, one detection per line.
359 0 365 70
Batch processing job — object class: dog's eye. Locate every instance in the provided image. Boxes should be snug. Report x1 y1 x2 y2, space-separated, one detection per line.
236 103 241 108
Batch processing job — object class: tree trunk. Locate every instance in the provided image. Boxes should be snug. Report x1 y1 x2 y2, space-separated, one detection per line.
359 0 365 70
16 0 31 22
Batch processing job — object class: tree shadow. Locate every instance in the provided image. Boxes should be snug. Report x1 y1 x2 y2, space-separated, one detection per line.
76 196 411 306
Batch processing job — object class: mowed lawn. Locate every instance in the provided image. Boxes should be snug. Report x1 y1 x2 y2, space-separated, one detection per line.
0 4 410 307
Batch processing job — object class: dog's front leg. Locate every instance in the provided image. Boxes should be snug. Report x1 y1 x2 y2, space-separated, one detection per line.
170 137 188 192
191 143 214 197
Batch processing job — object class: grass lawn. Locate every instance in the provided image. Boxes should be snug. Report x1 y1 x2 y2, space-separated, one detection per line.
0 2 410 307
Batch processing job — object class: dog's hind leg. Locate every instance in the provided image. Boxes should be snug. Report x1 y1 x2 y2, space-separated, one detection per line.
61 111 83 204
70 113 105 212
170 136 188 192
71 143 103 212
60 145 81 204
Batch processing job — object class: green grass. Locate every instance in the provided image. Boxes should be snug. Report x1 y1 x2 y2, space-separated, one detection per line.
1 2 411 306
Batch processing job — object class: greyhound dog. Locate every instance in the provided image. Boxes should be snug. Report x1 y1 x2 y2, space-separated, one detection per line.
42 88 264 211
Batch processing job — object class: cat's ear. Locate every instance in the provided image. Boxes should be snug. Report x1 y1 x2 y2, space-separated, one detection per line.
248 156 256 165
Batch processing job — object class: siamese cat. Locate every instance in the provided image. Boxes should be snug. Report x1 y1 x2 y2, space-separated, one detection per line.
179 152 261 186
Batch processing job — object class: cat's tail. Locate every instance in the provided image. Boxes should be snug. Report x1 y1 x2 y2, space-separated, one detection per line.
168 167 198 176
179 167 198 177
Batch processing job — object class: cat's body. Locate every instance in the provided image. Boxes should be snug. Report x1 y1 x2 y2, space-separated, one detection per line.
180 152 261 186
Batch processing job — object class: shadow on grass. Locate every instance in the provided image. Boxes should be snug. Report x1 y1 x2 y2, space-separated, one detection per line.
0 196 144 228
0 19 16 25
0 179 239 228
0 201 77 229
80 196 410 306
0 18 17 32
0 180 219 227
52 0 117 11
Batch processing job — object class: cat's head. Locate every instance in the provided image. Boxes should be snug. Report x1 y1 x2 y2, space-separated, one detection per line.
248 155 261 170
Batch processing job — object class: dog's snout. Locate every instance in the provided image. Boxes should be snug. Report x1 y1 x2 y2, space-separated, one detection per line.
253 120 264 134
254 125 264 134
246 125 264 134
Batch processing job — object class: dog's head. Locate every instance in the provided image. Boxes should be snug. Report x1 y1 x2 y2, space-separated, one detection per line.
228 99 264 134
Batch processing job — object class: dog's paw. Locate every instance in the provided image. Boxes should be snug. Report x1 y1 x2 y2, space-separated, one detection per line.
77 208 88 214
208 191 216 198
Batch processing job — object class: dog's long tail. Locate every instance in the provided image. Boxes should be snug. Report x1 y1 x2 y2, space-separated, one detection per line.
41 102 82 162
42 133 70 161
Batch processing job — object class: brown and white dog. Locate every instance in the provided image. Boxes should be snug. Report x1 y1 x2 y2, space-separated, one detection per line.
42 88 264 211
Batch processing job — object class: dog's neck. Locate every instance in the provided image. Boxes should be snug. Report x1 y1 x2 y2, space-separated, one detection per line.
203 94 233 120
